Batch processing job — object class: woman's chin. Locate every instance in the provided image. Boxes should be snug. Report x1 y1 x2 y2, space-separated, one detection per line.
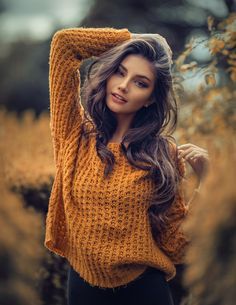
106 101 126 114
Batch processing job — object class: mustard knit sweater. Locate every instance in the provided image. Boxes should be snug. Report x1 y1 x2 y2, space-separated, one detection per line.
44 27 190 288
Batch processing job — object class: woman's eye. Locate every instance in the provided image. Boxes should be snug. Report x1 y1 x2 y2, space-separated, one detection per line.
136 81 148 88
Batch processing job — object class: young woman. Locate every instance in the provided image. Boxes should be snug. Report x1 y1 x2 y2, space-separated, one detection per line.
44 27 209 305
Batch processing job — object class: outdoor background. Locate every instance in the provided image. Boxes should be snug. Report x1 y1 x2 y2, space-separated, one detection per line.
0 0 235 305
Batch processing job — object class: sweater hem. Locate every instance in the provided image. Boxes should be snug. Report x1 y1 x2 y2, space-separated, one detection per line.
44 239 177 285
44 238 67 258
67 258 150 289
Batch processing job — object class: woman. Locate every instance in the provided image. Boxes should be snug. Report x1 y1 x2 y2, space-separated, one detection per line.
44 27 209 305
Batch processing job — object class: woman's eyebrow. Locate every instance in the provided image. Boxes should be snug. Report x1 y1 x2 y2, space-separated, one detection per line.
119 64 151 82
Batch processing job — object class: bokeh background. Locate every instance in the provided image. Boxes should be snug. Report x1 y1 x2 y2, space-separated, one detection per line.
0 1 235 305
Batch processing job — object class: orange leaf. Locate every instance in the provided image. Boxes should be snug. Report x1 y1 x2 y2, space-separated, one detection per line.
205 74 216 86
229 53 236 59
208 38 225 54
222 49 229 55
207 16 214 31
227 59 236 66
230 71 236 82
180 61 198 72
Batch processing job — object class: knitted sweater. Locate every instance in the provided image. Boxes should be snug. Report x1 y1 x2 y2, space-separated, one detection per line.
44 27 190 288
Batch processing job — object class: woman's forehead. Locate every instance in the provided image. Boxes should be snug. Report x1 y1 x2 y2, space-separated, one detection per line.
120 54 155 79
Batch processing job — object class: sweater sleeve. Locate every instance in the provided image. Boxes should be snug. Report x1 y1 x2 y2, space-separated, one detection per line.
49 27 131 167
156 143 190 265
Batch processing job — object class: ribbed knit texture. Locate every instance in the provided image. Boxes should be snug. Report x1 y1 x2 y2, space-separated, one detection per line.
44 27 190 288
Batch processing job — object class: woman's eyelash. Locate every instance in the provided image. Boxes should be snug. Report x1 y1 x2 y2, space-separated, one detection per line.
136 81 148 88
116 69 148 88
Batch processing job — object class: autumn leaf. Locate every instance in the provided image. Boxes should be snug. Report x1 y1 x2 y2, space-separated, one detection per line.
205 73 216 86
222 49 229 55
208 38 225 55
227 59 236 66
218 12 236 29
180 61 198 72
207 16 215 32
230 69 236 82
175 40 194 68
229 53 236 59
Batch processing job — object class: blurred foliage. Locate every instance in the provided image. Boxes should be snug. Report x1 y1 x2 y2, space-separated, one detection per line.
0 161 44 305
174 14 236 304
0 109 69 304
181 141 236 305
0 40 50 116
0 109 54 201
0 10 235 305
173 13 236 142
81 0 229 52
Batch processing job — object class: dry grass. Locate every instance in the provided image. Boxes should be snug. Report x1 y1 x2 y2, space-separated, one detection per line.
0 156 45 305
0 107 55 191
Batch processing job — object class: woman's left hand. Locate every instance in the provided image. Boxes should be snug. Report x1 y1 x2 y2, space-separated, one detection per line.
177 143 209 182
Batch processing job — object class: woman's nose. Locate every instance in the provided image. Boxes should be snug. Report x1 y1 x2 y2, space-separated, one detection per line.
118 79 129 92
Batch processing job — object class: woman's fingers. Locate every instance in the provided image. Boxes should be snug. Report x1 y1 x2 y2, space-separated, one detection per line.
178 143 208 153
178 144 208 158
177 143 210 180
184 151 197 160
178 147 193 158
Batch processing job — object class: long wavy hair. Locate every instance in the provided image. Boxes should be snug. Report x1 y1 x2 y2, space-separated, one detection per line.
80 36 184 235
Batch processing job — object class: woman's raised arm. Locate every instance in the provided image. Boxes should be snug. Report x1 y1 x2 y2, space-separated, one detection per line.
49 27 131 167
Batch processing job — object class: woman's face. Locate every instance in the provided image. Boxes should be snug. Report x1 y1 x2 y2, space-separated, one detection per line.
106 54 156 114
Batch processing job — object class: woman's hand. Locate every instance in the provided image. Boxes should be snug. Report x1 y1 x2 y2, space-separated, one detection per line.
177 143 210 183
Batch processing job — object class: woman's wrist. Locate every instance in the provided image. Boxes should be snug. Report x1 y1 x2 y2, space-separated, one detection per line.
186 180 202 207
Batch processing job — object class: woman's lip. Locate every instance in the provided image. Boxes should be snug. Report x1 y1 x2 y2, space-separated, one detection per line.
111 93 127 104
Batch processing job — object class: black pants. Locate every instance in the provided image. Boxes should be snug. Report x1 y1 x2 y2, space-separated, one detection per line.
67 264 174 305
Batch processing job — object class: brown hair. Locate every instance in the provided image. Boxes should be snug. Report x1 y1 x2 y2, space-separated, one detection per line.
81 36 183 233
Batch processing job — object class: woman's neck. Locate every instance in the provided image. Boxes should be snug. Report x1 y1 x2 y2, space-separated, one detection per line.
111 112 135 142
